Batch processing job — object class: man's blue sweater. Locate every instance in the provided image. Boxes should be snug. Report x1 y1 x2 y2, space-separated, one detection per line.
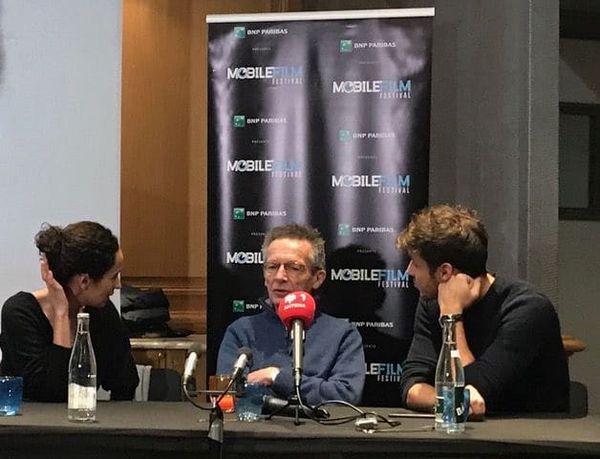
216 304 365 405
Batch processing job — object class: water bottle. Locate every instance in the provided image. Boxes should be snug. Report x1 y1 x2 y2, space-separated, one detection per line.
68 312 97 422
434 314 465 433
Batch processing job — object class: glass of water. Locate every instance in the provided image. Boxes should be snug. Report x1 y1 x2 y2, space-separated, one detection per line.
236 383 265 422
0 376 23 416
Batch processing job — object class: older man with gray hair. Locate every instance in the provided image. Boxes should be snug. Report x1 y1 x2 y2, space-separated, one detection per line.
216 223 365 405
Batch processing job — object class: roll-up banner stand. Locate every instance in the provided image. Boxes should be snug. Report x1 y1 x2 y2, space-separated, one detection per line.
207 8 433 406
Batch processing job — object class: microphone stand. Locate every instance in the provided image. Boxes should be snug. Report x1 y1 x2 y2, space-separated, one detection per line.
182 349 251 459
267 322 322 424
182 374 233 459
265 394 305 425
265 371 313 425
208 376 238 459
291 371 304 425
208 405 224 459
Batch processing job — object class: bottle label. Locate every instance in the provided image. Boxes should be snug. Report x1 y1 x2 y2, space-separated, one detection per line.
450 349 460 358
436 386 466 425
435 394 445 417
68 383 97 410
454 386 465 421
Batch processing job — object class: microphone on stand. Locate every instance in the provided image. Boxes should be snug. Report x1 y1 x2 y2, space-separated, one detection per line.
183 342 204 387
213 347 253 411
230 347 253 382
209 346 253 459
277 291 316 388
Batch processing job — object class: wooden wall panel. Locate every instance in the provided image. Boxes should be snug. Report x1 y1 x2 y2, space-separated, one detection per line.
122 0 192 278
121 0 294 334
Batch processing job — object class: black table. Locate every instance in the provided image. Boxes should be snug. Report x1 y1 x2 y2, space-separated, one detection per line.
1 402 599 458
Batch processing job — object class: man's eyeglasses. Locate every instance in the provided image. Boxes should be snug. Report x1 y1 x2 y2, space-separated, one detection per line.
263 262 310 276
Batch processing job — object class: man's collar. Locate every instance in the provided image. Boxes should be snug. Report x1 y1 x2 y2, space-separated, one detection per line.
478 272 496 301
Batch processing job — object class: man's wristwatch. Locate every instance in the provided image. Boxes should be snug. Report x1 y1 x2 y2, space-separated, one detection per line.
440 313 463 323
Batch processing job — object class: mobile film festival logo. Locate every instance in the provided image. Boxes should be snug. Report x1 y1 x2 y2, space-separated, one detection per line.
227 65 303 86
226 251 264 265
332 79 411 99
331 174 411 194
330 266 410 289
365 362 402 383
227 159 302 178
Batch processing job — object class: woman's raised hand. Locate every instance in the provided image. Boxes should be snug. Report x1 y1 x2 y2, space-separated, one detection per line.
40 253 69 320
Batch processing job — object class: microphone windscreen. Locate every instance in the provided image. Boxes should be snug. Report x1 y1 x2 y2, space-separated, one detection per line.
238 346 253 365
187 342 203 356
277 291 316 330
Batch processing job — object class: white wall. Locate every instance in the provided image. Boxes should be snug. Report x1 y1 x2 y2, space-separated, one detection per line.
0 1 122 311
558 38 600 414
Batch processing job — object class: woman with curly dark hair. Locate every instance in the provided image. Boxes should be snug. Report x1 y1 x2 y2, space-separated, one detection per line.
0 221 139 402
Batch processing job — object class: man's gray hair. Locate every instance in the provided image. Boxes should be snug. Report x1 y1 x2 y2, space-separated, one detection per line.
262 224 326 270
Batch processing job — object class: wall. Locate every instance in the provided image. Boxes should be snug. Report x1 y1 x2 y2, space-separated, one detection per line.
558 38 600 414
120 0 289 333
427 1 560 302
0 1 122 317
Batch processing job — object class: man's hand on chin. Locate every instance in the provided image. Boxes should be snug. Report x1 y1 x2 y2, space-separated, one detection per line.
438 273 482 315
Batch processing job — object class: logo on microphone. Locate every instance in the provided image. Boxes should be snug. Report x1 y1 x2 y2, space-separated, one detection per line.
281 292 310 310
278 291 316 330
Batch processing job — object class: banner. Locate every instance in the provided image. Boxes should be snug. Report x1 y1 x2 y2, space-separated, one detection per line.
207 9 433 406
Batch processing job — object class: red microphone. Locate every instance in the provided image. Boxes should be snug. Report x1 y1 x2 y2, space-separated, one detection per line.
277 291 316 387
